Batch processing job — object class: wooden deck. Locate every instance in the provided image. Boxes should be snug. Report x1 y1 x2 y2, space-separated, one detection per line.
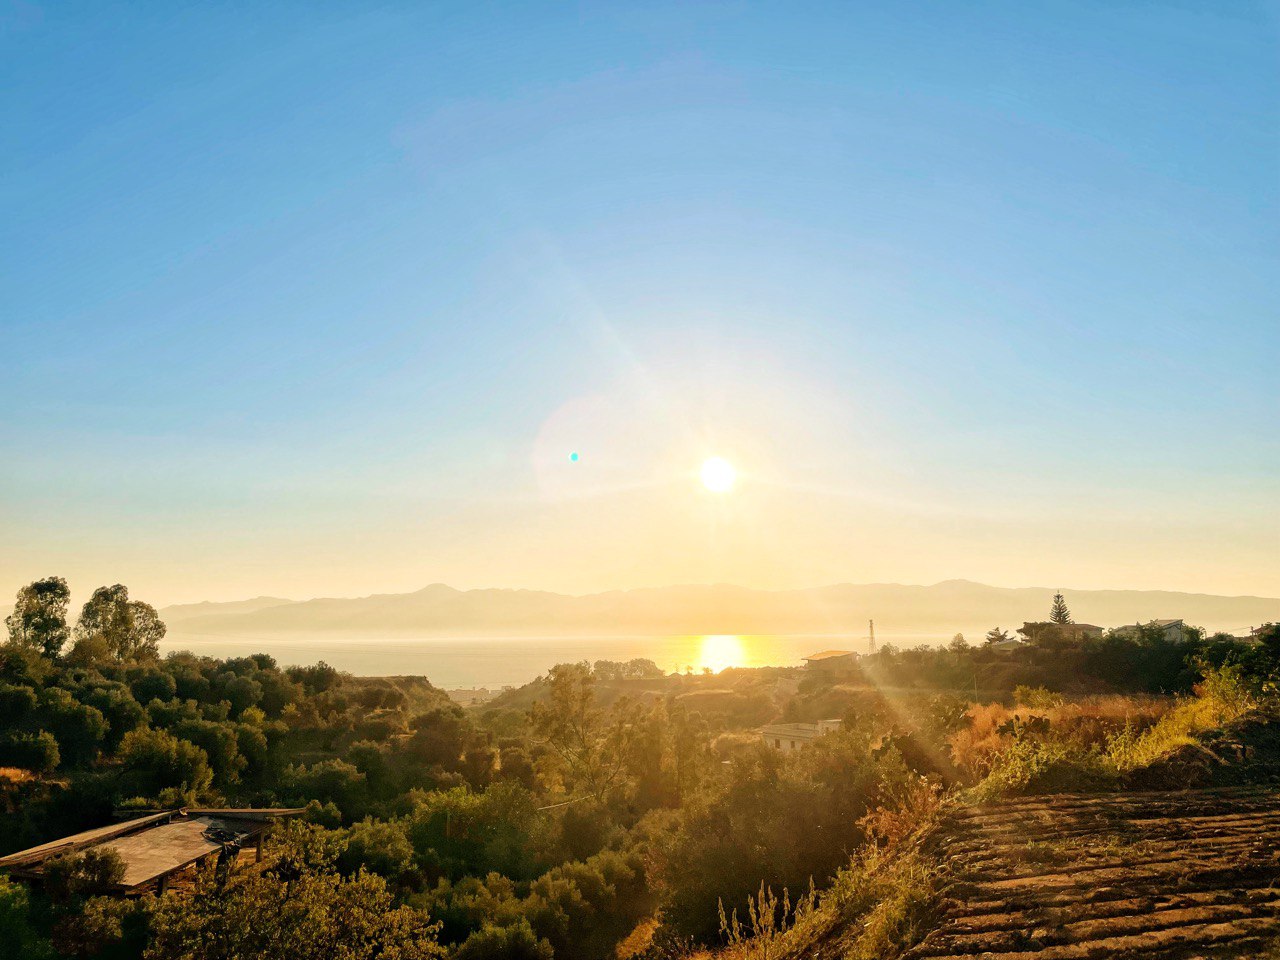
99 817 247 888
0 807 305 892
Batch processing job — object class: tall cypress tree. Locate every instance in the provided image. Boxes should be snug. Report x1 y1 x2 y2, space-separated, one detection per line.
1049 591 1072 624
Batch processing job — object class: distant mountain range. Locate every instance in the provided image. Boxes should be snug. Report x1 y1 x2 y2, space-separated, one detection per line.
159 581 1278 642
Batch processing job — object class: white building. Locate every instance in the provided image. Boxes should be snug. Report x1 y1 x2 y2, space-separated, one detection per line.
760 719 842 752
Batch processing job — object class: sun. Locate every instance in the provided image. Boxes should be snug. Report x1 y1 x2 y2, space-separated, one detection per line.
700 456 736 493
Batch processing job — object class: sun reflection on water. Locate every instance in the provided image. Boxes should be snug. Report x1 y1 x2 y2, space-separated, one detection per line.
697 634 745 673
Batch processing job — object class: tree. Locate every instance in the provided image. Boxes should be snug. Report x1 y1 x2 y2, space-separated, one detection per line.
6 577 71 658
147 849 445 960
985 627 1012 645
1049 592 1072 625
117 726 213 798
74 585 166 661
0 875 53 959
43 849 126 903
0 730 59 773
529 663 633 800
949 633 969 653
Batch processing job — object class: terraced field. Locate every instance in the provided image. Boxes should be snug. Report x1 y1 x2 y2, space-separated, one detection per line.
908 786 1280 960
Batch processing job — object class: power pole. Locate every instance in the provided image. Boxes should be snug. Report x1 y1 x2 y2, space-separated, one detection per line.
867 619 876 655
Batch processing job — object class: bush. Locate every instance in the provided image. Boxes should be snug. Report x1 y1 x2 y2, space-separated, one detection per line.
147 858 445 960
117 727 213 797
280 760 368 821
654 734 896 943
456 920 553 960
339 818 416 880
0 875 53 959
1013 685 1064 709
0 730 60 773
44 848 126 902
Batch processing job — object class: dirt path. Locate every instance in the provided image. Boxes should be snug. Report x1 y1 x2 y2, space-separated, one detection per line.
906 786 1280 960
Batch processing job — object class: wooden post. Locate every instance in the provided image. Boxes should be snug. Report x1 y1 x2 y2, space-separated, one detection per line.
157 873 169 896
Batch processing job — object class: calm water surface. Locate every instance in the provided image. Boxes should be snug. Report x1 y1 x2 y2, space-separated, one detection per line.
159 633 945 687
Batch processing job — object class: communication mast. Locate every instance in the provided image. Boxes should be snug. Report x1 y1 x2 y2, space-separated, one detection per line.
867 619 876 654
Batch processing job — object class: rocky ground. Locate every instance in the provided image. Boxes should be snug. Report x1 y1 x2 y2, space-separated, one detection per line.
906 786 1280 959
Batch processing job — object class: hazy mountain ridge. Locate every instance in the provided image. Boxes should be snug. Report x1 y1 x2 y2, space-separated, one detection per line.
162 596 294 622
161 580 1279 640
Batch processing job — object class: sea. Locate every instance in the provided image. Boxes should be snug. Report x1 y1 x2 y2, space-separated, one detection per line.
157 632 952 688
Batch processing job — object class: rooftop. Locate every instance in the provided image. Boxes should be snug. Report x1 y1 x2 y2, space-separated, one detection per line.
760 720 842 741
0 808 304 892
802 650 856 661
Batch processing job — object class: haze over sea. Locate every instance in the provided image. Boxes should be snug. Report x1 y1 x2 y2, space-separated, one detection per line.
157 633 934 687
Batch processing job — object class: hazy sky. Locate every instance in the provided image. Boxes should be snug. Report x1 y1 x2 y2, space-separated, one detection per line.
3 2 1278 605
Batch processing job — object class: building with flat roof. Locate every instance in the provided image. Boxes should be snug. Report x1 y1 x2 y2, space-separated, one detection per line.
802 650 857 673
0 807 303 896
760 719 842 752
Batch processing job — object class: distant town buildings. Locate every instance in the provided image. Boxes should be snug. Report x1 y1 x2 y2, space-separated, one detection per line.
760 719 842 752
445 687 510 706
1243 623 1276 644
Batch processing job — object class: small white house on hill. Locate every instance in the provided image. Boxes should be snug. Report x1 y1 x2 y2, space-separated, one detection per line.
760 719 842 752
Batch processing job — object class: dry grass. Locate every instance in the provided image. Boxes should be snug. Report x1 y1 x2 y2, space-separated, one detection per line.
615 917 659 959
1107 668 1260 772
949 695 1172 781
959 664 1268 801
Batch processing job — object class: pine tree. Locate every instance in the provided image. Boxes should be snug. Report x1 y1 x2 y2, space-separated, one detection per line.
1049 591 1072 624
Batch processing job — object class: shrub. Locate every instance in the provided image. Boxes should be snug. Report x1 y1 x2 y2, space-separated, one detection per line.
0 730 60 773
456 919 553 960
1013 685 1064 709
0 875 52 960
147 859 445 960
117 727 213 797
44 848 126 902
339 818 416 880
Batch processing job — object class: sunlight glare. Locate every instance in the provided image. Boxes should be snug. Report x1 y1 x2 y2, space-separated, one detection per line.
700 457 736 493
698 634 744 673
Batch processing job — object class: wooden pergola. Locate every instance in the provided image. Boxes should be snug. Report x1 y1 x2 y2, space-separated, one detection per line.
0 807 305 895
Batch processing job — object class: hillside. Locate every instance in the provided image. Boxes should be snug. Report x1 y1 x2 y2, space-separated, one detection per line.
160 580 1279 641
907 786 1280 959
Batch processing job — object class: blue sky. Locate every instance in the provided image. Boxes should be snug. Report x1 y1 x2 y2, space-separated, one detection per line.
2 1 1277 603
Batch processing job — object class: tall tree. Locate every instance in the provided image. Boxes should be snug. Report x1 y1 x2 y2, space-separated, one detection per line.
530 662 634 799
985 627 1012 645
75 585 166 661
1049 592 1073 625
6 576 71 658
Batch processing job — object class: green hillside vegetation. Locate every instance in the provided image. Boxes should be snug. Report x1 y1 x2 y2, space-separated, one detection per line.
1 577 1277 960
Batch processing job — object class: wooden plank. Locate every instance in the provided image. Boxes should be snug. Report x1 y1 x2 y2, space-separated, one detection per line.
185 808 306 821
